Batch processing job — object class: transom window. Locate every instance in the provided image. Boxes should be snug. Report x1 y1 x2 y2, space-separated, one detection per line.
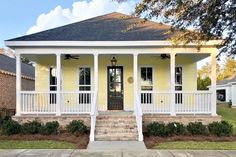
79 67 91 91
140 67 153 104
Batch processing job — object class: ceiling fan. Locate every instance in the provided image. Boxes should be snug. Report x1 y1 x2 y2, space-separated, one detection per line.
64 54 79 60
160 54 170 60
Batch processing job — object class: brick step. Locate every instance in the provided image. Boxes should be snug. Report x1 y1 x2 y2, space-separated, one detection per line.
96 123 137 127
97 115 135 119
96 118 136 122
95 128 138 134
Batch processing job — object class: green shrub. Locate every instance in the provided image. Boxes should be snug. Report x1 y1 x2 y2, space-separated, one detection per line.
21 121 42 134
166 122 186 135
186 122 208 135
208 121 233 136
228 100 232 108
66 120 87 135
2 119 21 135
40 121 59 135
147 122 170 137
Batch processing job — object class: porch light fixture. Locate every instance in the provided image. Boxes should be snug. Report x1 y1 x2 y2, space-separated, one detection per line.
111 56 117 66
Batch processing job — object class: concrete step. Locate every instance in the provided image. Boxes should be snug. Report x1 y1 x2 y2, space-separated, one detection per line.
95 134 138 141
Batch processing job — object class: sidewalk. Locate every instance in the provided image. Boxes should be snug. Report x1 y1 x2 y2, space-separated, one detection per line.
0 149 235 157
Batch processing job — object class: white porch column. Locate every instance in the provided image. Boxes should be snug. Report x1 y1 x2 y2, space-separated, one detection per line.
15 53 21 116
56 53 61 116
211 52 217 116
133 53 138 113
94 53 98 113
170 53 176 116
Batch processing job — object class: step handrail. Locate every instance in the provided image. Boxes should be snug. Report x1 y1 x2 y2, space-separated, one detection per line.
135 94 143 141
89 91 98 141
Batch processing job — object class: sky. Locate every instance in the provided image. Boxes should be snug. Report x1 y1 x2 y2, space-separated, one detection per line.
0 0 210 68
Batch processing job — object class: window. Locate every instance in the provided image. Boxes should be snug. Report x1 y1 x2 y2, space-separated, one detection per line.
175 67 182 104
49 67 57 104
79 67 91 91
140 67 153 104
79 67 91 104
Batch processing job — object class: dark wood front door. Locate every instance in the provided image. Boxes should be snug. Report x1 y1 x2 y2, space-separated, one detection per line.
107 66 123 110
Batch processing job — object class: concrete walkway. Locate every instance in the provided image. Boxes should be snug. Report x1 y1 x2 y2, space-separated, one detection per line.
0 149 235 157
87 141 147 150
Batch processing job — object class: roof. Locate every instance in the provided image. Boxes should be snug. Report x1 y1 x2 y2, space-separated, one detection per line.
217 74 236 85
7 12 179 42
0 54 35 79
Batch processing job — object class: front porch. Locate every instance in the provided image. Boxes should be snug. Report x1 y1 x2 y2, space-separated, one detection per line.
14 48 218 141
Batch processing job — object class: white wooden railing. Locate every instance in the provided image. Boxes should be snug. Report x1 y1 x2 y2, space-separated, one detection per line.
89 91 98 141
175 91 212 114
21 91 57 114
140 91 171 113
20 91 93 114
140 91 212 114
61 91 93 114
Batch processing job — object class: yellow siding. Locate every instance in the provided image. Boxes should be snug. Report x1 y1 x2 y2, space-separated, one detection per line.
35 54 197 111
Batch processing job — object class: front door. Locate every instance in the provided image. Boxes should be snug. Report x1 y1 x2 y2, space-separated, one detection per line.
107 66 123 110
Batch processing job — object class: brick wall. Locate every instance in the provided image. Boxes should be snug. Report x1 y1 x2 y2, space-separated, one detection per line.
0 72 35 109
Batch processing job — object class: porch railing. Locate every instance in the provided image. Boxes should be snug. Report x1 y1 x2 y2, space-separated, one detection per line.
20 91 93 114
140 91 212 114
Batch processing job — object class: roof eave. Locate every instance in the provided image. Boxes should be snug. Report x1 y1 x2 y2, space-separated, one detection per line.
5 40 223 48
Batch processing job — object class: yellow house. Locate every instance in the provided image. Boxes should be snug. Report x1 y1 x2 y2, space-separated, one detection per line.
5 12 221 141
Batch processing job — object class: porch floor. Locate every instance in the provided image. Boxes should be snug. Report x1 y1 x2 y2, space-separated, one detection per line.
87 141 146 150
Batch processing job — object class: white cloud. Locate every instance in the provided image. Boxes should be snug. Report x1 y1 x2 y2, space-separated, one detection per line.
27 0 137 35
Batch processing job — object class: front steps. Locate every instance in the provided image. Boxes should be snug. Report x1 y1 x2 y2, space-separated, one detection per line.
95 112 138 141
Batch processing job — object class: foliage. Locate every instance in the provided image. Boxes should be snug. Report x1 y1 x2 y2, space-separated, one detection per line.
40 121 59 135
130 0 236 56
66 120 87 135
186 122 208 135
208 121 233 136
221 58 236 78
21 121 42 134
166 122 186 135
197 76 211 90
147 122 170 137
2 119 21 135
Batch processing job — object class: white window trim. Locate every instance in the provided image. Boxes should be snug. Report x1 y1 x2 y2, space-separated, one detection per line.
139 66 154 91
78 66 92 91
175 66 183 90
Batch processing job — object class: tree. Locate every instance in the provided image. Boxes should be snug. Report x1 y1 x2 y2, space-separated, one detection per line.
197 76 211 90
197 62 223 81
118 0 236 57
222 57 236 78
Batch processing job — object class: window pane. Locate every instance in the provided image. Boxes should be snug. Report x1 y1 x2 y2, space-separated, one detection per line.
50 67 57 85
79 68 85 85
85 68 91 85
115 69 121 82
147 68 152 83
141 68 146 81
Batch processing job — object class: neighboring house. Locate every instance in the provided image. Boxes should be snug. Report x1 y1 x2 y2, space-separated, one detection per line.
5 12 221 141
216 75 236 107
0 54 35 111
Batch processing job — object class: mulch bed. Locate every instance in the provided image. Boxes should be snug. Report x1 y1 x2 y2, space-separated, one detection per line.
0 133 89 149
144 134 236 149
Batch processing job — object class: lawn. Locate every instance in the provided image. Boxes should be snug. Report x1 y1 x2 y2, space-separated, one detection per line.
154 141 236 150
217 103 236 134
0 140 76 149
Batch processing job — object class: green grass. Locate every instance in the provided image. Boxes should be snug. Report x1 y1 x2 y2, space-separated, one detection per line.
0 140 76 149
154 141 236 150
217 103 236 134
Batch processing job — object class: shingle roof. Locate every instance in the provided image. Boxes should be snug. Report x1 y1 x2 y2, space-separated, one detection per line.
0 54 35 79
217 75 236 85
7 12 179 41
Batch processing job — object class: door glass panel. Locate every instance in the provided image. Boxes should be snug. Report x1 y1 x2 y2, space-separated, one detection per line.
115 69 121 82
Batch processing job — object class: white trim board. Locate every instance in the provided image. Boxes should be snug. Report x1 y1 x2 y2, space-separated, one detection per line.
5 40 222 48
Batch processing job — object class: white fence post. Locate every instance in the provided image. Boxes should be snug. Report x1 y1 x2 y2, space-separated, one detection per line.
56 53 61 116
211 52 217 116
15 53 21 116
170 53 176 116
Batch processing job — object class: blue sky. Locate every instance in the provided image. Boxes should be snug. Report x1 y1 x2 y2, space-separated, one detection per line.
0 0 81 47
